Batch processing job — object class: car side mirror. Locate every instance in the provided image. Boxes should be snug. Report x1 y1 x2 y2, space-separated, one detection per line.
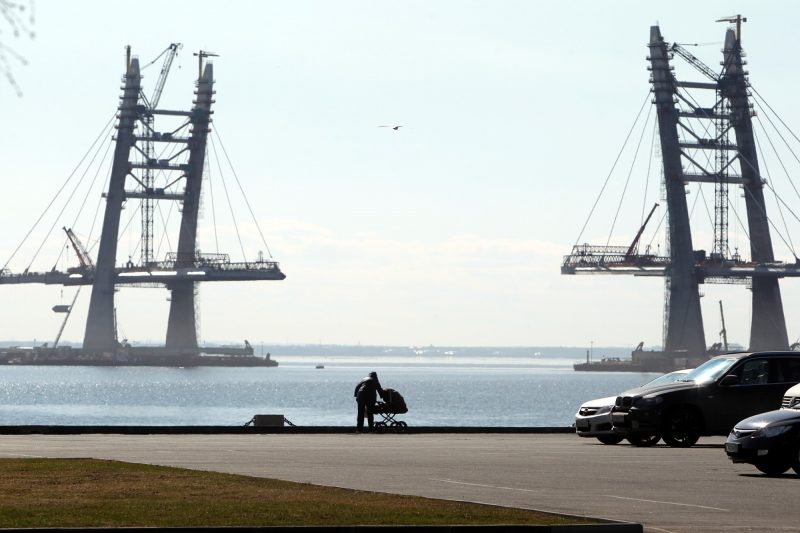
719 374 739 387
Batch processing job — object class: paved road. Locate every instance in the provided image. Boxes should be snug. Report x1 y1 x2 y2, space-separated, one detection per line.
0 433 795 533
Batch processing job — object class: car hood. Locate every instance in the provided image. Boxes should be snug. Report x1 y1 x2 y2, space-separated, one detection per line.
580 396 616 409
619 380 698 398
734 408 800 430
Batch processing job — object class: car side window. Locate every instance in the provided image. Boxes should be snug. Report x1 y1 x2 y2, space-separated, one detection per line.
776 358 800 383
739 359 769 385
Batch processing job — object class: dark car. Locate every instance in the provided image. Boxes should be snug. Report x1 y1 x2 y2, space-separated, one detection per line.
610 351 800 447
725 383 800 475
575 369 691 446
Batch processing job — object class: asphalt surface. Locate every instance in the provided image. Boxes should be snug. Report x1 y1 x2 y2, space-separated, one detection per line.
0 432 795 533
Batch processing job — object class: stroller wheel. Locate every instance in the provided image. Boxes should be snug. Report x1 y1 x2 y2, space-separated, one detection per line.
375 422 386 427
397 421 408 428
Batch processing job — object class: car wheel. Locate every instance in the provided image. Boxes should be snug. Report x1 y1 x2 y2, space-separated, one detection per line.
790 445 800 476
755 456 791 476
596 435 624 445
627 433 660 447
661 408 701 448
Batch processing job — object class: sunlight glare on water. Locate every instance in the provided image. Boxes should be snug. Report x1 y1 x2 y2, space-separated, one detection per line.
0 355 657 426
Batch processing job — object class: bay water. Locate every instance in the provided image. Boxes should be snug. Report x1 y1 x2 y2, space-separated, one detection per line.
0 354 658 427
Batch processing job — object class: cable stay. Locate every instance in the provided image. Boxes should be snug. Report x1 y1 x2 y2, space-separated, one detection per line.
211 128 276 260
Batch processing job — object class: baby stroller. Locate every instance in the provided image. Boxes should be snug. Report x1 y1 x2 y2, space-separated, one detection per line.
372 388 408 430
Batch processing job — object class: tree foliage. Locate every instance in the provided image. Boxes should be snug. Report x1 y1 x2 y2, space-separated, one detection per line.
0 0 35 96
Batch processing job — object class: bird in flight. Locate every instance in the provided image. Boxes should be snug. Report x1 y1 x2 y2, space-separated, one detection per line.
379 125 402 130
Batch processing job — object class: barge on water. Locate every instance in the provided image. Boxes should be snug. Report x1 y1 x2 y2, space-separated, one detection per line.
574 343 724 373
0 344 278 367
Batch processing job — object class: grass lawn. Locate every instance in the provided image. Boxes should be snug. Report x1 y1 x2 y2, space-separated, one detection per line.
0 458 592 527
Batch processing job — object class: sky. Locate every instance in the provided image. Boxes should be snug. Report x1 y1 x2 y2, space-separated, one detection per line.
1 1 800 349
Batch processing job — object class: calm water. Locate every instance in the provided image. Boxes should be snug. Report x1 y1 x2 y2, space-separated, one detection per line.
0 355 659 426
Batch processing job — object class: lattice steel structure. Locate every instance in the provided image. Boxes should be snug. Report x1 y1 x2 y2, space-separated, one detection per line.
562 22 791 354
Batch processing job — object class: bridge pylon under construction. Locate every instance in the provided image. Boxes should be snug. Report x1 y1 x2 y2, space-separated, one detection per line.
562 18 794 361
0 45 285 359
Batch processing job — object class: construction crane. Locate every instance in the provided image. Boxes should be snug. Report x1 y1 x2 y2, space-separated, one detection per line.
716 14 746 42
140 43 182 109
670 43 720 82
193 49 218 80
140 43 182 265
63 227 94 271
561 203 669 274
52 288 82 348
53 227 94 347
719 300 729 351
625 203 659 259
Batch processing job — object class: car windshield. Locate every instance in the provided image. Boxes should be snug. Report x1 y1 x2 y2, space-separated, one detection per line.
679 357 739 383
643 370 689 388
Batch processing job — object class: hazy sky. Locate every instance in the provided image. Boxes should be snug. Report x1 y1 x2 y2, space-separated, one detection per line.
2 1 799 348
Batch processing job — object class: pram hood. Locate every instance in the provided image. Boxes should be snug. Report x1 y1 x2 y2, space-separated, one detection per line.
376 388 408 414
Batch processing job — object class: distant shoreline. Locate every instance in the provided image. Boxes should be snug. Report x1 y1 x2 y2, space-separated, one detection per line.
0 342 641 359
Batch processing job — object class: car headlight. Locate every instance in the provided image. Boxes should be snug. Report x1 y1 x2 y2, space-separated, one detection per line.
753 424 792 438
633 396 663 407
596 405 612 415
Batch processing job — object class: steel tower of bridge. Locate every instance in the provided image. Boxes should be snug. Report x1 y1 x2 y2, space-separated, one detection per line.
0 46 280 357
562 20 791 355
648 25 706 355
82 54 142 352
34 48 286 354
718 28 788 350
164 61 214 349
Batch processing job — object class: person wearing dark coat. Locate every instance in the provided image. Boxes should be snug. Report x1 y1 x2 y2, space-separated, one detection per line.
354 371 384 430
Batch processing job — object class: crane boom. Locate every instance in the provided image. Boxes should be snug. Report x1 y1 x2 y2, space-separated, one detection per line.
150 43 182 109
139 43 181 266
670 43 720 82
63 227 94 271
719 300 729 351
625 203 659 258
53 288 82 348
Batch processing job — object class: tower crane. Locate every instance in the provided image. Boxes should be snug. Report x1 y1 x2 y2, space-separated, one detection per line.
193 49 218 80
140 43 182 266
716 14 746 42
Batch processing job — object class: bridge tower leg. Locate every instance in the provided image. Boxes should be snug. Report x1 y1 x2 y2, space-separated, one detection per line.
648 26 706 354
82 56 141 353
165 62 215 349
720 29 789 351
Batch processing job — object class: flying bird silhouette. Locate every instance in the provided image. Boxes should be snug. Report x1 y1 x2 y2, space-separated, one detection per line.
379 125 402 130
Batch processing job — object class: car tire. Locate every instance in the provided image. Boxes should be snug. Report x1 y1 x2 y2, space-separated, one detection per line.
661 407 701 448
790 445 800 476
596 435 624 445
627 433 660 447
755 456 791 476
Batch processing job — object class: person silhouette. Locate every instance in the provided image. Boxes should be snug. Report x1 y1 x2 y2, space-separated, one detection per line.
354 371 384 431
